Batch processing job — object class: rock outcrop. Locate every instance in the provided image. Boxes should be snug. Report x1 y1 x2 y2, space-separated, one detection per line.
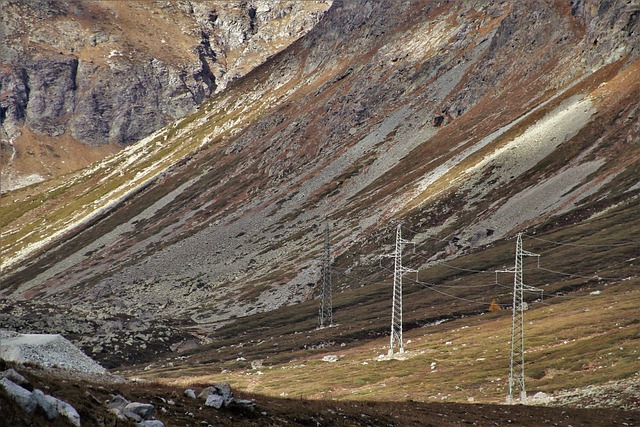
0 0 331 189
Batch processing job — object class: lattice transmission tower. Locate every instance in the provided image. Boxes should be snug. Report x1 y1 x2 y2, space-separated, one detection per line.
497 232 542 403
383 224 416 356
318 222 333 328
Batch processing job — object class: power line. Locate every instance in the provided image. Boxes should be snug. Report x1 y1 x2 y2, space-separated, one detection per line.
524 234 634 248
412 279 507 305
535 265 631 282
382 262 512 304
440 262 495 274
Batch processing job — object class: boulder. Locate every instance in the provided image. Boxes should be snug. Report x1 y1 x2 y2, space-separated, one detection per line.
107 394 129 410
1 368 29 386
124 410 142 423
55 398 81 427
125 402 155 420
136 421 165 427
213 382 233 401
0 377 37 415
204 394 225 409
198 386 215 400
33 389 57 420
109 407 128 421
230 398 256 411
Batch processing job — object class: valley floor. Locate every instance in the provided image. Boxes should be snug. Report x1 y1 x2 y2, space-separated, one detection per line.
1 363 638 427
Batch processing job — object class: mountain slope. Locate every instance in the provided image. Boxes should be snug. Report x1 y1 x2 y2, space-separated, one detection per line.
0 0 331 190
1 0 639 377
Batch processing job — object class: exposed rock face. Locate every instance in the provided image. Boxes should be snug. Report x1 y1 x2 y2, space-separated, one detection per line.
0 0 331 187
67 58 188 146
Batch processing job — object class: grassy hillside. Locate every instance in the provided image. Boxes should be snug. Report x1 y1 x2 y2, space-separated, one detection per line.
128 199 640 408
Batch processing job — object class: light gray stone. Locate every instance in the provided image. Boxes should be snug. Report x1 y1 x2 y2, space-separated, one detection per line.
107 394 129 410
33 389 57 420
204 394 224 409
55 398 81 427
136 420 165 427
1 368 29 386
0 377 37 415
125 402 155 420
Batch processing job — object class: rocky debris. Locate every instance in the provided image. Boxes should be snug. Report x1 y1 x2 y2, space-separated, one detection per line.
124 402 155 421
0 307 193 369
528 391 554 405
55 398 82 427
106 394 162 425
199 383 232 404
550 377 640 411
106 394 129 411
0 376 81 426
197 382 255 411
1 368 29 386
136 421 165 427
32 389 57 420
0 331 106 375
204 393 225 409
0 377 37 415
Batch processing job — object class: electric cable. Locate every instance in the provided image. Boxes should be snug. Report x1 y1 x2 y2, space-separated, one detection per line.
524 233 634 248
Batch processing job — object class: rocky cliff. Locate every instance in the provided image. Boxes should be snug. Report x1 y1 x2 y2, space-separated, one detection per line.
0 0 331 190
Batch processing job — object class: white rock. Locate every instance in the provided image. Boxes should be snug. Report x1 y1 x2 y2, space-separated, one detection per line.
0 378 37 415
205 394 224 409
55 398 81 426
33 389 57 420
125 402 155 420
107 394 129 410
1 368 29 386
